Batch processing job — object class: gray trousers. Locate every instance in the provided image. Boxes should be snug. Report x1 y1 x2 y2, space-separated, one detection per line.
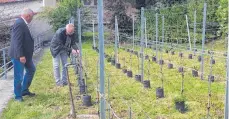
53 52 68 84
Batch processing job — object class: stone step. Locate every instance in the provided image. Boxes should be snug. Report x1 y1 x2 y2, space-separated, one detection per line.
77 114 99 119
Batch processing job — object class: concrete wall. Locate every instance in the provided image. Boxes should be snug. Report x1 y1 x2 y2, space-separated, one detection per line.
0 0 43 49
0 1 43 20
43 0 56 7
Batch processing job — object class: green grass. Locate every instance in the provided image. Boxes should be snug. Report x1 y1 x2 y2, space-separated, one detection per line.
1 40 226 119
103 43 225 118
1 48 97 119
82 32 110 37
0 67 3 74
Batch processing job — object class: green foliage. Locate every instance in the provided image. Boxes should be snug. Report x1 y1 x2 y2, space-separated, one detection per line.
1 41 226 118
0 67 3 74
174 95 186 103
1 50 80 119
140 0 222 44
82 32 110 37
82 32 110 41
106 0 133 41
216 0 228 37
40 0 81 31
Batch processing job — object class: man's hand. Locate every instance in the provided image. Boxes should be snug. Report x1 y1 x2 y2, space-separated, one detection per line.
72 49 80 54
20 56 26 64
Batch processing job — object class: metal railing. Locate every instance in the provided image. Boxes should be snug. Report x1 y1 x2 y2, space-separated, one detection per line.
0 29 53 79
0 46 11 79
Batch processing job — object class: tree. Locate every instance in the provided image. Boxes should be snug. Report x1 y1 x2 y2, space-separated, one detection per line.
41 0 81 31
216 0 228 37
106 0 133 41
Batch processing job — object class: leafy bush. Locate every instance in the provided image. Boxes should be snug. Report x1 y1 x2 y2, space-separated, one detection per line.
216 0 228 37
106 0 133 42
140 0 221 44
39 0 81 31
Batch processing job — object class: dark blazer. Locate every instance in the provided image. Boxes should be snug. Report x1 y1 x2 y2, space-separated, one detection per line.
50 27 78 58
9 18 34 61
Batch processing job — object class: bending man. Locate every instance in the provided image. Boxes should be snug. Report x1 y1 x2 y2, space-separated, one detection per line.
50 24 79 86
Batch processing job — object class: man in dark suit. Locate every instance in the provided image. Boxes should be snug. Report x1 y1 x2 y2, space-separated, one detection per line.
9 8 35 102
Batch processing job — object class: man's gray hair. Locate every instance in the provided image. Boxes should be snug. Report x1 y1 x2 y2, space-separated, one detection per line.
21 8 34 16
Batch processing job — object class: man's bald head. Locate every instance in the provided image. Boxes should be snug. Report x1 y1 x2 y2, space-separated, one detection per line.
21 8 34 23
66 24 75 35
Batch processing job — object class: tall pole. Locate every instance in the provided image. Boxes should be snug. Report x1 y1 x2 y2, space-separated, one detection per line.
98 0 106 118
115 16 118 64
117 18 120 48
194 10 197 54
156 12 158 61
93 20 96 48
77 8 83 85
200 3 207 80
176 21 179 45
108 75 110 119
129 107 132 119
141 7 144 82
145 17 147 48
224 0 229 118
132 15 135 50
161 15 164 60
186 15 192 51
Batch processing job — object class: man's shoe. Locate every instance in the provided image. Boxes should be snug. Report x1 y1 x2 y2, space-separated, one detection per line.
22 92 36 97
56 83 64 87
63 82 68 86
15 98 24 102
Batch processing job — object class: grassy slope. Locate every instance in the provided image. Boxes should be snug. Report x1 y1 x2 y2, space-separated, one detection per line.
104 43 225 118
1 40 226 119
1 48 98 119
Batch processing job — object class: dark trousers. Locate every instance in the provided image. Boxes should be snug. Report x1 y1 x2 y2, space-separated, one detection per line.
12 59 36 99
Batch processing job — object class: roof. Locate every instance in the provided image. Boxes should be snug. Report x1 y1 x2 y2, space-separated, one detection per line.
0 0 24 4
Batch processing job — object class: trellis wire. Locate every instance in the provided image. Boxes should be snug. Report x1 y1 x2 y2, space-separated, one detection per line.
85 55 122 118
84 0 229 117
104 71 151 118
